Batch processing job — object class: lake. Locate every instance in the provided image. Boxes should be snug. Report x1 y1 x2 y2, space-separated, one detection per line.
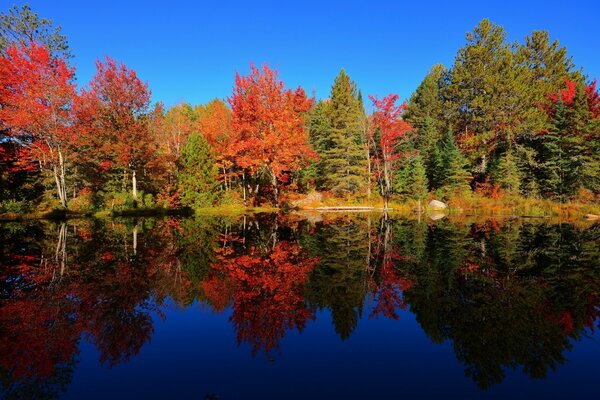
0 213 598 399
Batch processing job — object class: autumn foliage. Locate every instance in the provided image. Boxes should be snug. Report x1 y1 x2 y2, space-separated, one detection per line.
229 64 316 204
0 42 76 207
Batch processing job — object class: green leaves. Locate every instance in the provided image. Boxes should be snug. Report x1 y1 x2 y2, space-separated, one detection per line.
178 133 220 208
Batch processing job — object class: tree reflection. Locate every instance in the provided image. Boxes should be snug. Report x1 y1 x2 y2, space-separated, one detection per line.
0 215 598 394
209 239 318 355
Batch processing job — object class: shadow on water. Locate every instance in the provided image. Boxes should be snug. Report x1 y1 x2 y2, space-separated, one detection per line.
0 213 598 398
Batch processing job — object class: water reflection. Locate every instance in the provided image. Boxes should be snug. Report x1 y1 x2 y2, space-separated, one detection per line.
0 214 598 398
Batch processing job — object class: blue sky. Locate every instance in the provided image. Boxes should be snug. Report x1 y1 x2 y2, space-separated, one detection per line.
10 1 599 108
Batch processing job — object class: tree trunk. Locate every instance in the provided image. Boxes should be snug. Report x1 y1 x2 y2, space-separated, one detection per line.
242 171 247 206
366 143 371 201
55 223 67 277
132 169 138 203
133 224 138 255
58 150 67 207
270 170 278 206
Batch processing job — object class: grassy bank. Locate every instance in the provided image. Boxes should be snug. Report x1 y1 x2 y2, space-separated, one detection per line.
290 193 600 219
1 195 598 221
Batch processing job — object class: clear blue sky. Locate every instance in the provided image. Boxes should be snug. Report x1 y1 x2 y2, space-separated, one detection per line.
10 0 600 108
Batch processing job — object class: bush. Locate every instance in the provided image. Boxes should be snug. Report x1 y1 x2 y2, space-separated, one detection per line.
0 199 28 214
69 188 95 212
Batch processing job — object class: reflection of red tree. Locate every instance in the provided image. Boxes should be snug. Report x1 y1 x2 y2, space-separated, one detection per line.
0 297 81 379
370 249 413 320
209 241 318 355
201 273 232 312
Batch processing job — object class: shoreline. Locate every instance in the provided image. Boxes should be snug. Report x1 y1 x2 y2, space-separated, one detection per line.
1 199 598 222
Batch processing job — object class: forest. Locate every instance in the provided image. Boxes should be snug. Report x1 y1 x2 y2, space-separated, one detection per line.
1 5 599 217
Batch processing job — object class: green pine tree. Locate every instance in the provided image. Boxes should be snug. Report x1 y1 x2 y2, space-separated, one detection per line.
321 69 368 196
405 64 447 132
178 133 220 208
409 154 429 201
496 149 521 195
441 128 471 192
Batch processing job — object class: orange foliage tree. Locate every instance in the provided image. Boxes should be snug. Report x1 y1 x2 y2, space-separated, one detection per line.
0 43 76 208
195 99 234 191
75 57 154 203
228 64 315 205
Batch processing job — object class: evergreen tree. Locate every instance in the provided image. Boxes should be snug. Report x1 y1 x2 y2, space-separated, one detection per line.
405 64 447 132
305 101 332 189
495 149 521 195
0 4 71 59
413 116 443 190
441 128 471 192
321 69 368 196
445 19 543 176
517 31 581 107
408 154 429 203
178 133 220 208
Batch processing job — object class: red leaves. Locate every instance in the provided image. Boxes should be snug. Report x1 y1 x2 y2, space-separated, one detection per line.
586 79 600 119
209 240 318 355
0 42 76 164
369 94 412 162
228 63 316 184
545 77 600 120
75 57 153 170
547 78 577 105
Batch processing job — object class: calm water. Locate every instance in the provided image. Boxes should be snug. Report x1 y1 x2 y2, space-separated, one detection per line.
0 213 598 399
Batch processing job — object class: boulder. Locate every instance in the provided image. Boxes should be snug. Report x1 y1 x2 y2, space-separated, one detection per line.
428 199 448 211
429 212 446 221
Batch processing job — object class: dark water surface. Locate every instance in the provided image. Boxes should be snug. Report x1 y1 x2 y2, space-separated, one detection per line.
1 213 598 399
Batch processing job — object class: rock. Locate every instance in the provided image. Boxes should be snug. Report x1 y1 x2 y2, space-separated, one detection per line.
428 200 448 211
429 212 446 221
290 192 324 209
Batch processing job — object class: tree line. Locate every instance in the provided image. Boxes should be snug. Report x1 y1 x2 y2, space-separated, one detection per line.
1 5 598 213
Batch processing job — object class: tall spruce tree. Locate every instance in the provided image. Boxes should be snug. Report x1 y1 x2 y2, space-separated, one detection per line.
178 133 220 208
540 85 598 200
408 154 429 206
321 69 368 196
441 128 471 192
495 149 521 195
306 100 332 189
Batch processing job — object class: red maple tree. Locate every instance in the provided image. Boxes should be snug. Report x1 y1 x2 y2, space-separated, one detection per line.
369 94 413 209
228 64 316 205
75 57 154 203
0 43 76 207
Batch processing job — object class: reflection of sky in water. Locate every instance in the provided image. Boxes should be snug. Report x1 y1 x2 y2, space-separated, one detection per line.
1 215 598 399
65 298 599 399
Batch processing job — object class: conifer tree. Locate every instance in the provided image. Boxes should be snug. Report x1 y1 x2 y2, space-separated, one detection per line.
441 128 471 192
405 64 447 132
445 19 543 176
321 69 368 196
495 149 521 195
408 154 429 209
307 100 332 189
178 133 220 208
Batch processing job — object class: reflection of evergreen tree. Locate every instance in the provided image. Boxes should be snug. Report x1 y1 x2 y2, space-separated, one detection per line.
401 219 600 389
178 216 231 284
304 214 371 340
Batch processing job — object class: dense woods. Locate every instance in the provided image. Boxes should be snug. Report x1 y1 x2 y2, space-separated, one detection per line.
1 5 598 215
